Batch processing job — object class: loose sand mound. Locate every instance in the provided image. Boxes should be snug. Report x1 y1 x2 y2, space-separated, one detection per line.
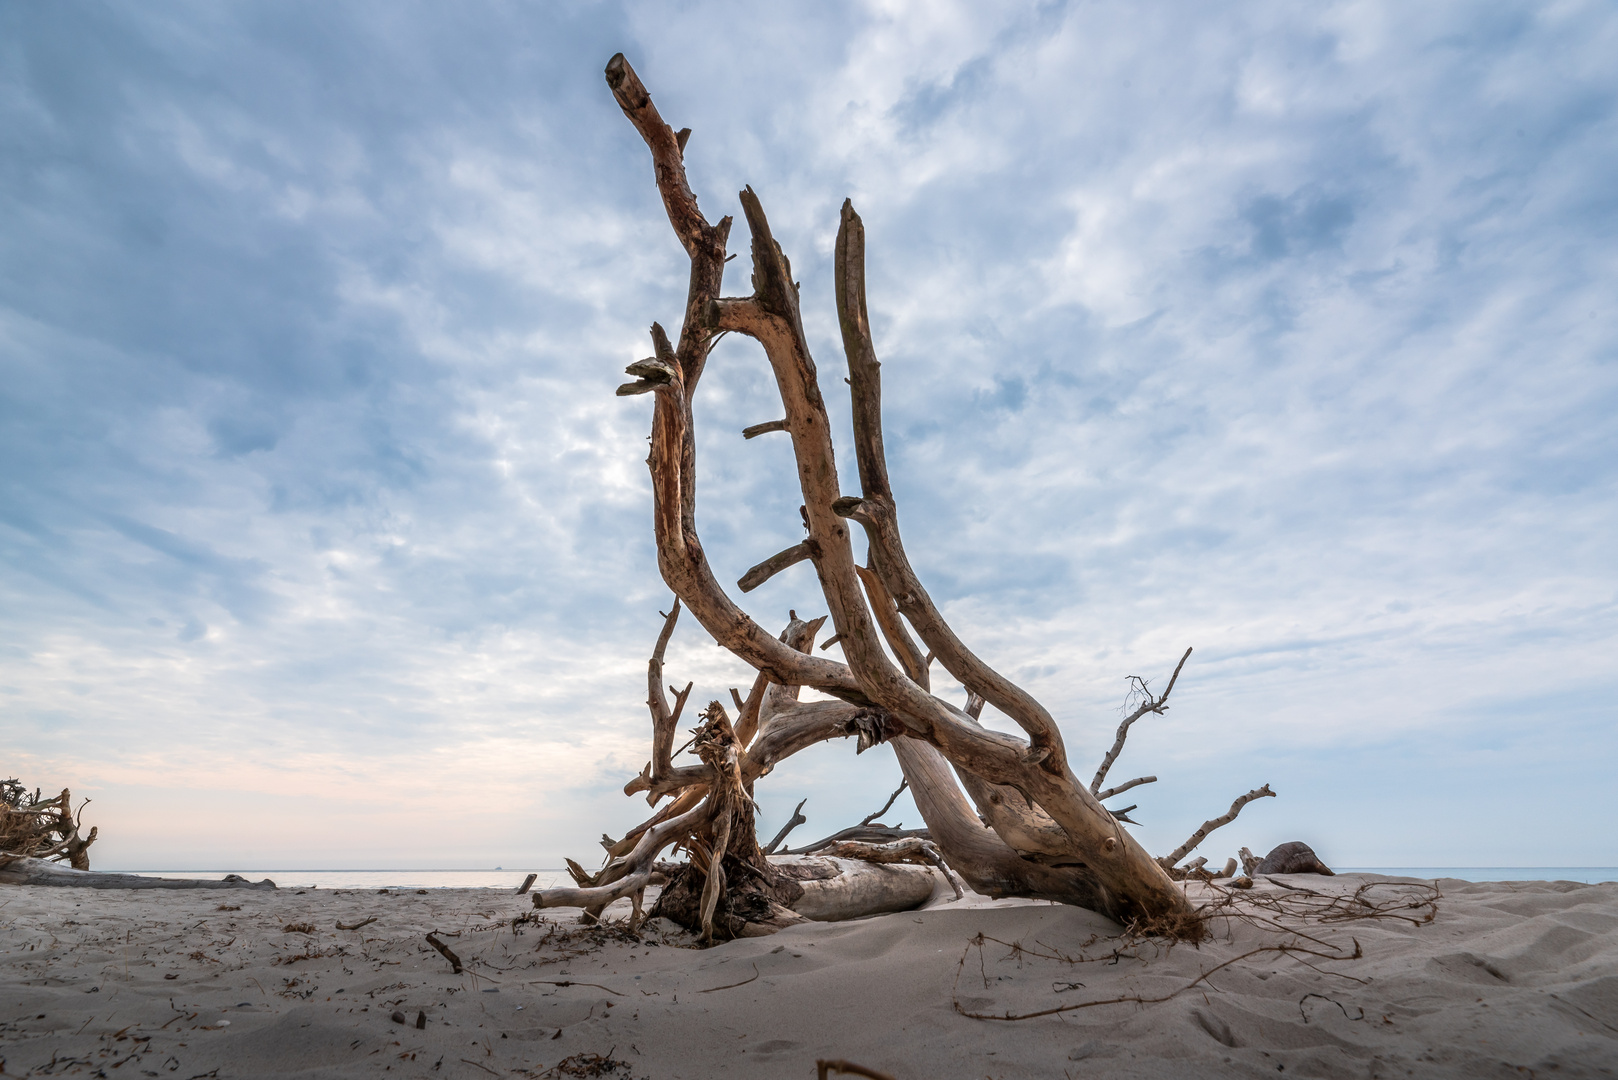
2 874 1614 1078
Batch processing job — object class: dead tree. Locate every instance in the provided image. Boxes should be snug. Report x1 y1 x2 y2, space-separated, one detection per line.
532 55 1276 940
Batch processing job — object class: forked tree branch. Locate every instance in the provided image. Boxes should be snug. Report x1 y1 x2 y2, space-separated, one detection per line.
605 54 867 704
1090 647 1193 795
533 795 713 910
763 798 808 855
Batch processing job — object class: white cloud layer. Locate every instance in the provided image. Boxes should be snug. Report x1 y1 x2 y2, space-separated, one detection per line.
2 1 1614 870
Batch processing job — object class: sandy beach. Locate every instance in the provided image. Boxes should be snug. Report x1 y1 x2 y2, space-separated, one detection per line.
2 874 1615 1079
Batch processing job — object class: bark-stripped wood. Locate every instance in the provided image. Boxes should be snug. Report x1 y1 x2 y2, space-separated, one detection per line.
1090 647 1192 795
738 542 812 593
1161 785 1277 869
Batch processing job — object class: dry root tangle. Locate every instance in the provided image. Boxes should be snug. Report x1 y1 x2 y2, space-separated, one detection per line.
0 778 97 869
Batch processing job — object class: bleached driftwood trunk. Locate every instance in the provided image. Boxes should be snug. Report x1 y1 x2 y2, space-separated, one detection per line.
532 54 1277 941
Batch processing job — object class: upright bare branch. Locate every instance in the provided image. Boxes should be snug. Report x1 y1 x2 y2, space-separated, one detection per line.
604 54 865 703
1091 647 1193 795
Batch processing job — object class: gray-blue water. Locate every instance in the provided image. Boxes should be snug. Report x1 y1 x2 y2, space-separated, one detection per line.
106 869 573 890
1338 868 1618 883
107 867 1618 889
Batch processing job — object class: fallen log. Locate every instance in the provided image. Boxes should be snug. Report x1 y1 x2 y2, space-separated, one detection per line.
780 857 940 921
0 855 276 890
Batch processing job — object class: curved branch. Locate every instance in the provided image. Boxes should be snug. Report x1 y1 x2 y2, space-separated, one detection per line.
1161 784 1276 868
1091 647 1192 794
835 201 1065 767
764 798 808 855
606 56 868 705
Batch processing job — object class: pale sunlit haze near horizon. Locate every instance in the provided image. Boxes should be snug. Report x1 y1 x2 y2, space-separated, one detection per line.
2 2 1615 871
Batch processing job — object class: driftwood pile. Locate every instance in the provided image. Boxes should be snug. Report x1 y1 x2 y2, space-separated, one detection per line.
530 54 1328 943
0 775 277 891
1 778 97 869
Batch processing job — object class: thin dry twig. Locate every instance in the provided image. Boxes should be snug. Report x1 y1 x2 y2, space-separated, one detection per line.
952 879 1440 1022
696 962 760 993
527 979 624 997
953 933 1363 1021
1089 648 1191 795
859 779 909 827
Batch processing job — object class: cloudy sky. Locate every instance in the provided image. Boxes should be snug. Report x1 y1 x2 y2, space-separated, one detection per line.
3 1 1614 872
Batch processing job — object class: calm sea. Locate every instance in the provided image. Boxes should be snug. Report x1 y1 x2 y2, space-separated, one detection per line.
105 869 575 890
105 867 1618 889
1338 868 1618 883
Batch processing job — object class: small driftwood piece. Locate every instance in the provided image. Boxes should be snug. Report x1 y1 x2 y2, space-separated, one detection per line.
425 932 463 974
336 916 378 931
787 858 940 921
0 855 276 890
517 873 538 894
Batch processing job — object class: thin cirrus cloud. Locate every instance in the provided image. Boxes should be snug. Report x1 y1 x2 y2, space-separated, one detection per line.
1 1 1613 871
